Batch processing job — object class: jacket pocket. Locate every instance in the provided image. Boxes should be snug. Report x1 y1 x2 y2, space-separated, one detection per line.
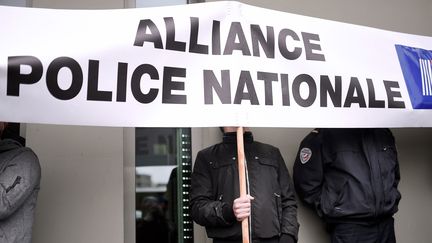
380 144 399 194
212 158 236 201
257 157 279 167
274 192 282 226
381 145 398 168
333 180 349 209
257 158 279 184
320 180 347 217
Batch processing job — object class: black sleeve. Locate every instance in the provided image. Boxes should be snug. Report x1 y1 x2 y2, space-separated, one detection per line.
277 149 299 241
190 150 235 227
293 129 324 216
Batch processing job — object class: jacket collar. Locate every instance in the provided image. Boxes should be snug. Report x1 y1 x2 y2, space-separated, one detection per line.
222 132 254 144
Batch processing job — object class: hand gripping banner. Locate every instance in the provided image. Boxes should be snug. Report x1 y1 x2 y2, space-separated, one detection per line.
1 1 432 127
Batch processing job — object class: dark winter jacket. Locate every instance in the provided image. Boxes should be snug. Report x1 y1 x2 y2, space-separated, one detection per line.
0 139 41 243
293 129 401 224
190 132 299 241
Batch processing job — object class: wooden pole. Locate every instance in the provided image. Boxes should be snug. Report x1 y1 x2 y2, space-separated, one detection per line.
236 127 250 243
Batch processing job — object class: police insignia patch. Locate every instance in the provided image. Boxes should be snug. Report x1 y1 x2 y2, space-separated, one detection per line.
300 148 312 164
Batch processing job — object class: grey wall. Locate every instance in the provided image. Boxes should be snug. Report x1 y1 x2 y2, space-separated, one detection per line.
27 125 124 243
33 0 123 9
207 0 432 36
390 128 432 241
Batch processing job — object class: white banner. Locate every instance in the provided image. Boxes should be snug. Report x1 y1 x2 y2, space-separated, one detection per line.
1 2 432 127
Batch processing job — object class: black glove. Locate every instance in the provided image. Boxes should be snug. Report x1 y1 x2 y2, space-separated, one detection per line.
279 233 296 243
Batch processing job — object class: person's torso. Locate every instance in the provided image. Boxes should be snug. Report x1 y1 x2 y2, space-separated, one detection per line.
319 128 401 221
205 142 283 239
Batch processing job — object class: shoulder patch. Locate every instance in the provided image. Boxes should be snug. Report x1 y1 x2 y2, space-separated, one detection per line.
300 148 312 164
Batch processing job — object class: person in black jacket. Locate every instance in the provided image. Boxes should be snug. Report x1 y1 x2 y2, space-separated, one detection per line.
293 128 401 243
190 127 299 243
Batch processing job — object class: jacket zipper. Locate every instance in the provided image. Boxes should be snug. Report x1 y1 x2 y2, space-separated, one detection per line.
362 130 378 217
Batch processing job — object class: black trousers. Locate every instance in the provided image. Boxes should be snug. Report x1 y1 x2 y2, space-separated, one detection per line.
213 236 279 243
330 217 396 243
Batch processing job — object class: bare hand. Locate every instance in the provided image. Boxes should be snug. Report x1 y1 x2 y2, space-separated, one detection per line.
232 195 254 221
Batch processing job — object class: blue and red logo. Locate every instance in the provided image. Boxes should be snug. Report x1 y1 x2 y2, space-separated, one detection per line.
395 45 432 109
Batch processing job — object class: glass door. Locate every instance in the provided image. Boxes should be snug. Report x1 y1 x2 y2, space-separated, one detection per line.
135 128 193 243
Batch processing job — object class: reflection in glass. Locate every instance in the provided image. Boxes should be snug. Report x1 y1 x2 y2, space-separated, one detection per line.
135 128 193 243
